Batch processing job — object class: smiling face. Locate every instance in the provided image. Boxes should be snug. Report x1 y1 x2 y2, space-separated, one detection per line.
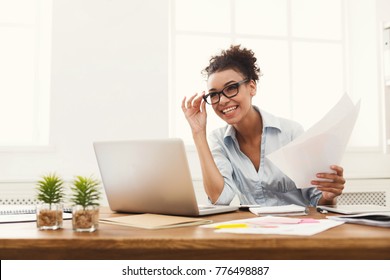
207 69 256 125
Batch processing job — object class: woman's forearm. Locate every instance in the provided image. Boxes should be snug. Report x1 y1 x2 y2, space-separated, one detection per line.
193 132 224 203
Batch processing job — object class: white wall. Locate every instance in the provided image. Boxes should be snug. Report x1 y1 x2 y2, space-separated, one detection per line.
0 0 169 185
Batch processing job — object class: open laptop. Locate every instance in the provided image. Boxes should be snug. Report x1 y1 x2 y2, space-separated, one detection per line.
316 204 390 215
93 139 238 216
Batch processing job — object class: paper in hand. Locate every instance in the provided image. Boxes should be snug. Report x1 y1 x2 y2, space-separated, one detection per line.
266 94 360 189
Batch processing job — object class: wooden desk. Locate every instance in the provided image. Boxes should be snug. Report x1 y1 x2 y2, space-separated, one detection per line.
0 208 389 260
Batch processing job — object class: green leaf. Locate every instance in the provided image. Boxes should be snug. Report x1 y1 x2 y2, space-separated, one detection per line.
36 173 65 205
70 175 101 209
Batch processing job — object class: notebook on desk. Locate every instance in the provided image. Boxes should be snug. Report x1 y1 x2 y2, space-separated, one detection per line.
316 204 390 215
0 205 72 223
93 138 238 216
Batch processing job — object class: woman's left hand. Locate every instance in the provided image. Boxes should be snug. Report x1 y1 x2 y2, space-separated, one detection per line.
311 165 345 202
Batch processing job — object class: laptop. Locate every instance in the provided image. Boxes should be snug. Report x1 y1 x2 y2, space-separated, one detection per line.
316 204 390 215
93 139 238 216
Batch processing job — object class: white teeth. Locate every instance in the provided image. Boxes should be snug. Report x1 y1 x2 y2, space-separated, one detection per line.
222 106 238 114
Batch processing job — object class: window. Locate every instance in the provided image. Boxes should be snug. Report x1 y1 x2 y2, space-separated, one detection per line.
0 0 51 147
170 0 381 151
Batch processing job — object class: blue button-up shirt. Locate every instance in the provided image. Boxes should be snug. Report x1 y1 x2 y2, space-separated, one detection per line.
209 106 322 207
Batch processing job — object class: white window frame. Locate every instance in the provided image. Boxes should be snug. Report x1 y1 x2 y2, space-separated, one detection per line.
0 0 52 151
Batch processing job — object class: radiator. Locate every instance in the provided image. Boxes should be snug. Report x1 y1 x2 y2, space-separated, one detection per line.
0 197 39 205
337 191 386 206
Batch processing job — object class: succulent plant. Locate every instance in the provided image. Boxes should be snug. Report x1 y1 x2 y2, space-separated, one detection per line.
36 173 65 207
70 176 101 209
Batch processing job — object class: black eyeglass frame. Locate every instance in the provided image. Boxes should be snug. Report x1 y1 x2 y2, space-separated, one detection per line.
203 78 250 105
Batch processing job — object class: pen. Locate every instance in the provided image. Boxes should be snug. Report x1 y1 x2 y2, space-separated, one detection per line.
316 207 328 214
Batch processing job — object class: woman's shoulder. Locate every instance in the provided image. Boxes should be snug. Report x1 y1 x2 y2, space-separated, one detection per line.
278 116 303 131
208 125 230 142
277 116 304 139
260 108 304 139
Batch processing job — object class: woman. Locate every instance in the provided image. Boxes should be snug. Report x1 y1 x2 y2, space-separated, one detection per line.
181 45 345 207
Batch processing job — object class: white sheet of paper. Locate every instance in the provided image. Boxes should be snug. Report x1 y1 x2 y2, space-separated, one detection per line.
215 219 344 236
266 94 360 189
203 217 344 236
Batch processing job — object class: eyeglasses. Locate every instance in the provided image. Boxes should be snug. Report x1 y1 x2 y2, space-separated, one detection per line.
203 79 249 105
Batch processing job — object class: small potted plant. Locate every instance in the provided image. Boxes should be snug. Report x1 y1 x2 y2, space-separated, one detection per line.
36 173 65 230
70 175 101 232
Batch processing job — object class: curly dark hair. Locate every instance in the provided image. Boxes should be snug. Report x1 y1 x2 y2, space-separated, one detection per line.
202 45 261 82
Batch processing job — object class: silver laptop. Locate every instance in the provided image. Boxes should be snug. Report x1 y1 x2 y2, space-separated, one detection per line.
317 204 390 215
93 139 238 216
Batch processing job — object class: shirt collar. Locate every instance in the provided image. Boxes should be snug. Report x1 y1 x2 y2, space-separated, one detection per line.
257 106 282 132
223 106 282 144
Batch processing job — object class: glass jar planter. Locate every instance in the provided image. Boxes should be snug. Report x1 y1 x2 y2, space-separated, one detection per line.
72 205 99 232
36 203 63 230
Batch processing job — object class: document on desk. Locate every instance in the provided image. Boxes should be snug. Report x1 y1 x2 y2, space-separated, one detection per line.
203 216 344 236
327 213 390 228
267 94 360 189
249 204 307 216
99 213 212 229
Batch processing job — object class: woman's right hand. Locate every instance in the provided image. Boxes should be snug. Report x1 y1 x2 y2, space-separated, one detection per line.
181 92 207 135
